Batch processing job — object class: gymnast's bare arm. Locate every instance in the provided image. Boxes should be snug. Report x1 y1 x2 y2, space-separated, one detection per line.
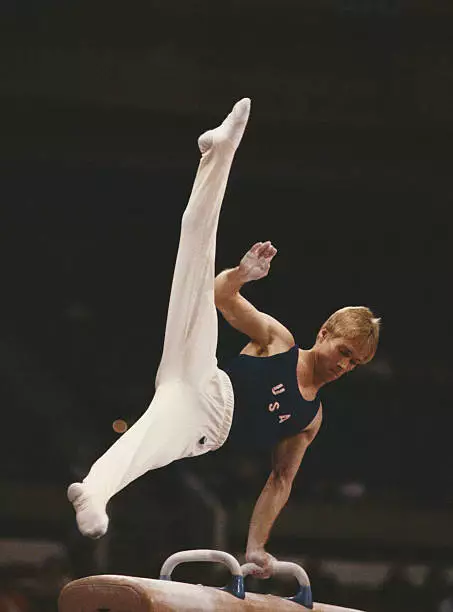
245 406 323 578
215 241 294 352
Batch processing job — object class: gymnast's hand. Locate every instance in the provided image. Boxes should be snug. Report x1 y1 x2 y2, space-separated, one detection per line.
238 241 277 283
245 548 278 579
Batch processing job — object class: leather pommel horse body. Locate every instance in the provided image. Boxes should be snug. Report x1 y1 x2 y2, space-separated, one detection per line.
58 549 364 612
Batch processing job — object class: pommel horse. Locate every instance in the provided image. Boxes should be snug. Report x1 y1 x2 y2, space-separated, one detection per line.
58 549 365 611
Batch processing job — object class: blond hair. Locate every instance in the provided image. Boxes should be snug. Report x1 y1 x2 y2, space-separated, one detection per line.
321 306 381 364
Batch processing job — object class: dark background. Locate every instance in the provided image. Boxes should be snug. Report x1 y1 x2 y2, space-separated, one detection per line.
0 1 452 610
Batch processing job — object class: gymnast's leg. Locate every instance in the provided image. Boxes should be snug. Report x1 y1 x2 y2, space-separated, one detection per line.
67 99 251 538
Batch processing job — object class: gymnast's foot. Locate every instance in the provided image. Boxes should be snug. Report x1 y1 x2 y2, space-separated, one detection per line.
67 482 109 539
198 97 251 154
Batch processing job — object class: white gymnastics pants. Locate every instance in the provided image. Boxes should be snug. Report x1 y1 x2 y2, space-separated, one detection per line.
81 133 238 506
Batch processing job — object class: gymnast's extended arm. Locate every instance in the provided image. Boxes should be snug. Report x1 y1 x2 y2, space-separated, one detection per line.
245 407 323 578
214 241 294 350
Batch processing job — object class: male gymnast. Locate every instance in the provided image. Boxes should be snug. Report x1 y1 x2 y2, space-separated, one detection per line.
68 98 380 578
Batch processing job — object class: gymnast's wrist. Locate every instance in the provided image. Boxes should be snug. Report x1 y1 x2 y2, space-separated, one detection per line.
234 265 252 285
246 540 265 556
221 266 249 290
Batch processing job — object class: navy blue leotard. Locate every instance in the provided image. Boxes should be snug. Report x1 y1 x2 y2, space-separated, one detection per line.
223 345 321 451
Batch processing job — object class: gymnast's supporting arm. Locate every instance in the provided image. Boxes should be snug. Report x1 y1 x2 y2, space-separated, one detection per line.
246 411 323 578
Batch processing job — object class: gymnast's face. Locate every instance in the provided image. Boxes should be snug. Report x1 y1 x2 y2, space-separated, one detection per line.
315 328 364 383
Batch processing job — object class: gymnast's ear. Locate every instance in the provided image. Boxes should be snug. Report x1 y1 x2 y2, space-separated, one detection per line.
317 327 329 343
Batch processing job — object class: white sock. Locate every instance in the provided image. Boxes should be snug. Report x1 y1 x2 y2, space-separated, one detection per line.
198 97 251 154
67 482 109 539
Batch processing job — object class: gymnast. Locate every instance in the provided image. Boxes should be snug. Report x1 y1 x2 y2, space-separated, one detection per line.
68 98 380 579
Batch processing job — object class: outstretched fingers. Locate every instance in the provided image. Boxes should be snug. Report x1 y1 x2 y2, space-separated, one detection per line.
249 241 277 257
257 241 277 261
249 241 263 254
